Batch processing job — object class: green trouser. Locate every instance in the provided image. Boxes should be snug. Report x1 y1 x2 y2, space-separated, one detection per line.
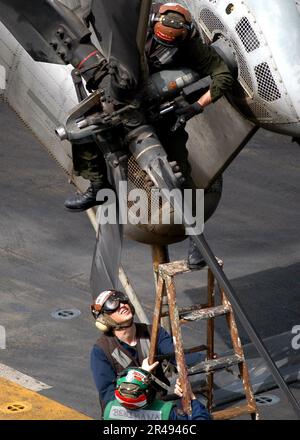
71 124 194 188
72 141 106 184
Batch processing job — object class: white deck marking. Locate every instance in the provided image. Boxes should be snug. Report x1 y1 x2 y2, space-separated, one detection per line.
0 363 52 392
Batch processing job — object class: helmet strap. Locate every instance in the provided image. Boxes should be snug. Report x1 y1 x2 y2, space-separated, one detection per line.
113 317 134 331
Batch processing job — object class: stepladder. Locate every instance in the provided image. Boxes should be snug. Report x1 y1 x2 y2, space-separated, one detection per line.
148 258 260 420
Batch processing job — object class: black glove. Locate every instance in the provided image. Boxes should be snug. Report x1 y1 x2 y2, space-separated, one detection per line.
175 102 204 122
172 102 204 131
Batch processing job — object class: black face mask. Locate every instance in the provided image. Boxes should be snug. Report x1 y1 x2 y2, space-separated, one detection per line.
102 291 129 314
148 37 179 69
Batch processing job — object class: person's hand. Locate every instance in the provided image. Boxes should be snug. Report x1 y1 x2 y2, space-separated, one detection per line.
174 378 196 400
141 357 159 372
174 378 183 397
172 102 203 131
175 102 204 122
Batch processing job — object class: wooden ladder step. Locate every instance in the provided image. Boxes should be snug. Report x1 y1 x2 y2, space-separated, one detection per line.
188 354 244 376
179 304 231 323
159 258 223 277
212 403 257 420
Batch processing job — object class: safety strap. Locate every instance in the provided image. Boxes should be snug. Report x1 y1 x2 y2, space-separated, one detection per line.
111 348 133 369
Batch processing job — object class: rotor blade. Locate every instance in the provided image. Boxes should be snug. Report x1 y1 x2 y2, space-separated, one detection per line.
90 159 127 299
136 0 153 78
90 215 123 300
90 0 151 93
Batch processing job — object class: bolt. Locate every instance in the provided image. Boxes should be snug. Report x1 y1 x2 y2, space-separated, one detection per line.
50 41 58 50
64 37 72 48
58 50 66 60
56 27 64 38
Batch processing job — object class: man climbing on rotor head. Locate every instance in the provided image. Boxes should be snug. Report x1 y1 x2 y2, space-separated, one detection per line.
65 2 234 268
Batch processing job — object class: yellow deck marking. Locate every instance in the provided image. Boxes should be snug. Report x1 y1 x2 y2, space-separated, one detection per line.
0 378 92 420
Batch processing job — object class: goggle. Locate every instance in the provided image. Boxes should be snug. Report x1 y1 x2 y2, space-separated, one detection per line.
118 383 143 397
160 14 192 31
102 291 129 314
151 14 192 31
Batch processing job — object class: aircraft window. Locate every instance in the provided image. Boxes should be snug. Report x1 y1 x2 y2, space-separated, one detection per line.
254 62 281 102
236 17 260 53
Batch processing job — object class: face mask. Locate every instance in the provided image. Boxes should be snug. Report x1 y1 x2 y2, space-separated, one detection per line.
148 40 179 66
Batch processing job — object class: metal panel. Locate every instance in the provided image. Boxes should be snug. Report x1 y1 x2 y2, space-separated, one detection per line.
186 97 257 189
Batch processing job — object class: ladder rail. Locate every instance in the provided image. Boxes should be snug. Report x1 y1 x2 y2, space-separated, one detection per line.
165 274 193 415
221 290 258 419
207 267 215 412
148 276 164 364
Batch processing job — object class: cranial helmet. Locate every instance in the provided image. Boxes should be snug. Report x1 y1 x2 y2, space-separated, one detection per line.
153 3 194 46
115 368 156 410
91 290 135 334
